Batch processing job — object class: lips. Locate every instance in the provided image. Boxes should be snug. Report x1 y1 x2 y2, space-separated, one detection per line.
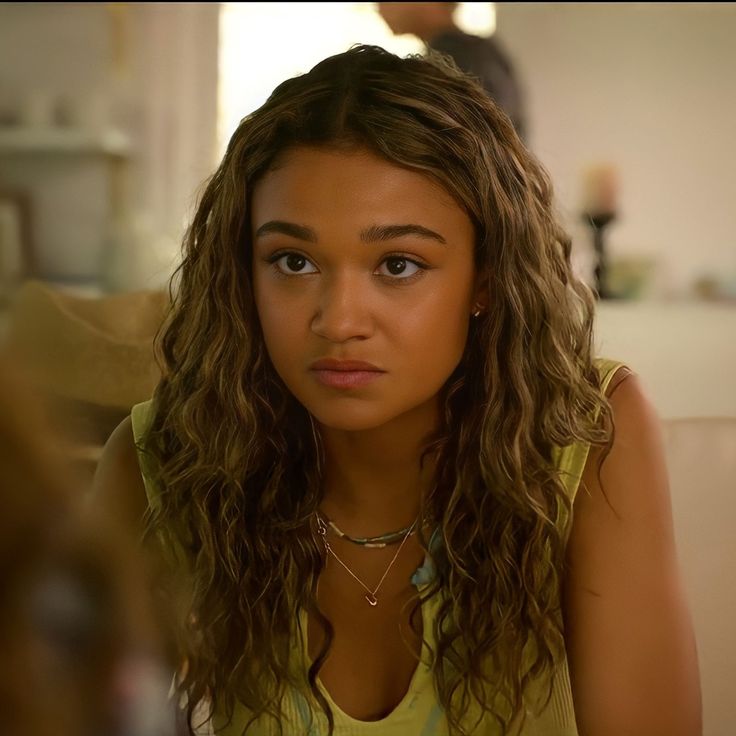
309 358 386 389
309 358 384 372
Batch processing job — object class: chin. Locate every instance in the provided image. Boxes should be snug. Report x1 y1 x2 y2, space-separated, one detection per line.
306 401 399 433
283 376 444 434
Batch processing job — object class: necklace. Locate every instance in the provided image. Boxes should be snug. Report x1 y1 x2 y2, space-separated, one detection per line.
315 513 418 607
316 510 417 548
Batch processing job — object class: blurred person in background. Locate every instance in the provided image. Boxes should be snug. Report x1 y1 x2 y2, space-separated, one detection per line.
378 2 527 140
0 358 178 736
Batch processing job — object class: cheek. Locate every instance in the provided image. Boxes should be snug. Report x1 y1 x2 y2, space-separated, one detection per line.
397 283 472 377
253 277 297 367
429 308 469 365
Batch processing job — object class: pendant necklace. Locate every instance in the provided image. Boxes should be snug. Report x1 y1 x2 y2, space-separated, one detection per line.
315 513 418 606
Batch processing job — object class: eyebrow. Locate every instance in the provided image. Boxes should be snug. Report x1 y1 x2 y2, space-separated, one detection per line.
254 220 317 242
254 220 447 245
360 224 447 245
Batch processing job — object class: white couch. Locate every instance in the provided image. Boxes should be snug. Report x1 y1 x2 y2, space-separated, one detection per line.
662 417 736 736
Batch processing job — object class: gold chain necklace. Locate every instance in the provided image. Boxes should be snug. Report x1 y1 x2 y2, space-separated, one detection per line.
315 513 418 606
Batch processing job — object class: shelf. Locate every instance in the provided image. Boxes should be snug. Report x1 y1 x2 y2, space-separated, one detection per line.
0 127 132 157
593 299 736 418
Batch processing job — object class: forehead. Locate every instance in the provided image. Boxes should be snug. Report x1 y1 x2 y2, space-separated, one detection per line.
251 146 472 238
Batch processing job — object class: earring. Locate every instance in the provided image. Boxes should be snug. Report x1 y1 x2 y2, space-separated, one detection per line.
472 304 483 318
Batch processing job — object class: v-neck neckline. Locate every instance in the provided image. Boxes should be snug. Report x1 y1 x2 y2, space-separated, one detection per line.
296 532 441 727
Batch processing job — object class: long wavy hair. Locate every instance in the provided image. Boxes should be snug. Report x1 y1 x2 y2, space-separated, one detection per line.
144 45 613 735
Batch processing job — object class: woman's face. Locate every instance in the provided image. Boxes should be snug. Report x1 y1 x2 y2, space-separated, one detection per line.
251 146 481 432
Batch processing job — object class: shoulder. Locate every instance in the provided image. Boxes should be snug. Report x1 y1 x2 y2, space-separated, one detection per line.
89 415 149 537
564 370 702 733
429 29 483 64
595 358 633 395
573 369 669 537
585 368 665 512
608 360 657 408
433 30 512 68
552 360 632 500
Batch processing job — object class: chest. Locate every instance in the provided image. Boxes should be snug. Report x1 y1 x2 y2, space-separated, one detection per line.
306 538 428 721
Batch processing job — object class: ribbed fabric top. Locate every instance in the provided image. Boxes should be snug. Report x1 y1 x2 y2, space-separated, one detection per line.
131 358 625 735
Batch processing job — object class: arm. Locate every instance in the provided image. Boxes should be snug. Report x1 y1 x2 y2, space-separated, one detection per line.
563 372 702 736
89 416 149 537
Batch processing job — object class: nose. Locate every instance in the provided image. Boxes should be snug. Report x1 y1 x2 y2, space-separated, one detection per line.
310 271 373 343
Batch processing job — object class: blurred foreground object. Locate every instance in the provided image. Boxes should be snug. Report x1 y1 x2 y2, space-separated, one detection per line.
0 190 34 304
2 280 168 485
0 358 176 736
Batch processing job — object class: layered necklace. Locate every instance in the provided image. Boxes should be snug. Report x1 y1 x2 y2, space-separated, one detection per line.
317 509 418 548
314 509 420 607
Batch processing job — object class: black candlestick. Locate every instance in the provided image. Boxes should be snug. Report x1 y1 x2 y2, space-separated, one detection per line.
583 211 616 300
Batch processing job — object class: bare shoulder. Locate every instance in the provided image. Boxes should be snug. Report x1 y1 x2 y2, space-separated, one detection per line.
570 370 672 591
572 369 675 585
564 370 702 735
579 369 668 519
603 366 661 450
89 416 149 536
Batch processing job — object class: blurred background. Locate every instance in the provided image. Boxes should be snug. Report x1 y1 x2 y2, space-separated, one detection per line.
0 3 734 419
0 3 734 734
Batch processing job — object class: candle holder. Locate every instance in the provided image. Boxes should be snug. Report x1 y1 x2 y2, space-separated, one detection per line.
582 211 616 300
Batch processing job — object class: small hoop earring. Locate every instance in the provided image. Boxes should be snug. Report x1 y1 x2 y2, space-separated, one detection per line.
472 305 483 318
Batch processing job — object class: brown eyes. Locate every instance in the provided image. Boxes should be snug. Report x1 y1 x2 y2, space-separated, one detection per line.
285 254 310 272
379 257 421 278
267 251 427 281
266 252 318 275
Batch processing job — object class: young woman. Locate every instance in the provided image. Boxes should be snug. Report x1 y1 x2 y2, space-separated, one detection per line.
93 45 701 736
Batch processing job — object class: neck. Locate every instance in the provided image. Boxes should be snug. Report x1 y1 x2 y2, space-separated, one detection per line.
317 398 439 537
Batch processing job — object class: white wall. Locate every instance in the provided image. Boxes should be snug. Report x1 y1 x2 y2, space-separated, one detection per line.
0 4 109 105
496 3 736 297
128 3 220 240
0 3 219 288
0 4 114 281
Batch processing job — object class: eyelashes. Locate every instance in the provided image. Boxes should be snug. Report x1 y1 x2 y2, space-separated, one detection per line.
264 250 430 283
269 252 318 275
377 256 425 280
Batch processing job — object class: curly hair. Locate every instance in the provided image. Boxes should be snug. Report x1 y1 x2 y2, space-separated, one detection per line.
144 45 612 735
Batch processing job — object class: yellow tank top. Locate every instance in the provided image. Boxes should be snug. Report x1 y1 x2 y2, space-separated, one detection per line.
131 358 625 736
